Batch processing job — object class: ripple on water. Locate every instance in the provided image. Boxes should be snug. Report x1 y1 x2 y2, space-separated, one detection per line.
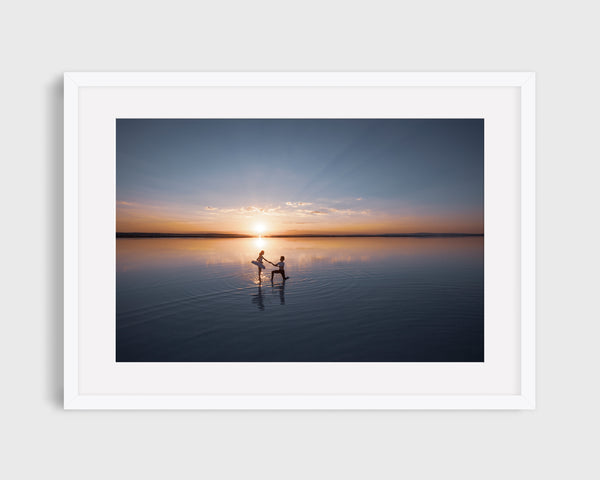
117 237 484 362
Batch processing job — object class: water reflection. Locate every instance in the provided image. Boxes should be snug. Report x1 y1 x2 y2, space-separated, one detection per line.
117 236 483 273
251 281 286 309
273 282 285 305
117 237 484 362
251 285 265 311
254 236 266 249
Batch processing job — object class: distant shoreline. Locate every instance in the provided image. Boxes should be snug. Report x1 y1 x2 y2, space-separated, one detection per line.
116 232 484 238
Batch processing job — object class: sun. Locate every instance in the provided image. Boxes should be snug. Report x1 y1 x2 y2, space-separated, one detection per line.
254 223 266 235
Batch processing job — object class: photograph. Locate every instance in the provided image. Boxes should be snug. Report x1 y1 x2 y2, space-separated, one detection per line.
116 118 484 362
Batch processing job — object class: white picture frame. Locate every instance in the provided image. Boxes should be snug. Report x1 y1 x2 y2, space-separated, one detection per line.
64 72 535 410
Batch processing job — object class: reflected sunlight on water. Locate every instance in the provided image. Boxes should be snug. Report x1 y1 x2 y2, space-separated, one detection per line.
117 236 481 269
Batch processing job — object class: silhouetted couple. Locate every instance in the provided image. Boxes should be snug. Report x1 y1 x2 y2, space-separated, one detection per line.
251 250 289 282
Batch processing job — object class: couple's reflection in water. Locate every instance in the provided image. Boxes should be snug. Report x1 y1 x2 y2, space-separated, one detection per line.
252 282 285 311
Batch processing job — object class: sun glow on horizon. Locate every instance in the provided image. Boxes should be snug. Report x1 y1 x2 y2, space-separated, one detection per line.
117 119 484 237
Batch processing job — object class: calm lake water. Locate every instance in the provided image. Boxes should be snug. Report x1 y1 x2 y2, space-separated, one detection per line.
116 237 483 362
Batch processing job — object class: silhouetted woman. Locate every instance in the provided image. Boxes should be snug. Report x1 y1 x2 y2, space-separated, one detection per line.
251 250 273 281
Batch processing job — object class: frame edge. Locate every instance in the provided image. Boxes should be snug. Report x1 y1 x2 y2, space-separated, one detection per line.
63 73 80 408
63 72 536 410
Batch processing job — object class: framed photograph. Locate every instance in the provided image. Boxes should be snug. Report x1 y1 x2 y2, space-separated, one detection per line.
64 72 535 409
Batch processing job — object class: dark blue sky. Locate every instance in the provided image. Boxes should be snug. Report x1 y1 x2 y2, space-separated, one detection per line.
116 119 483 234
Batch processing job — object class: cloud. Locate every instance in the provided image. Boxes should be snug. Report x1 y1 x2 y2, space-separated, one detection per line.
291 205 369 217
117 200 170 211
198 202 371 221
203 205 285 216
328 208 370 216
241 206 283 215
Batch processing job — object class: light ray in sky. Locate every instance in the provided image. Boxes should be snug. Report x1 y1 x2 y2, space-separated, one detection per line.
116 119 483 235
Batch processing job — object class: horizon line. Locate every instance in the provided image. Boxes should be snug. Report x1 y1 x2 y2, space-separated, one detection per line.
116 232 484 238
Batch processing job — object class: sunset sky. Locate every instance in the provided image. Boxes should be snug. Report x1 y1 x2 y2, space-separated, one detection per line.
116 119 483 235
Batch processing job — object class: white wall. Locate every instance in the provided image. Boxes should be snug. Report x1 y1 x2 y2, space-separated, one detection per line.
2 1 598 479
